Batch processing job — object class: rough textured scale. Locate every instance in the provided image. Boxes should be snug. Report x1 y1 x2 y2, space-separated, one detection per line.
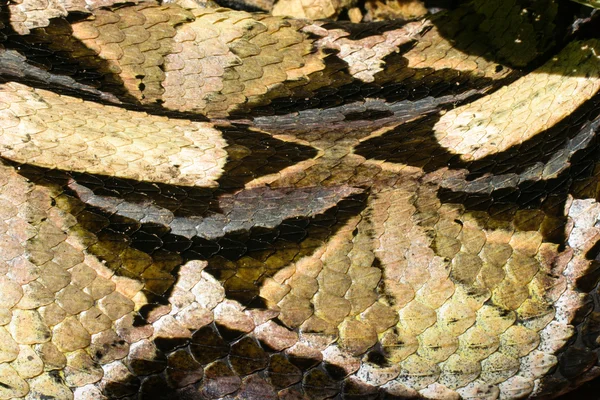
1 0 600 399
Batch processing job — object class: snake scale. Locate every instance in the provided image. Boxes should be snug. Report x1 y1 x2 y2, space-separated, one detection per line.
1 0 600 398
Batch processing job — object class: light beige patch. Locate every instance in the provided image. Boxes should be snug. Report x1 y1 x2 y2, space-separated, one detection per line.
8 0 68 35
435 40 600 160
272 0 353 20
0 82 227 187
311 20 429 83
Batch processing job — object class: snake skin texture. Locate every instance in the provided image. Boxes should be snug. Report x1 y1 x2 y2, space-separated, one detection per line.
1 0 600 399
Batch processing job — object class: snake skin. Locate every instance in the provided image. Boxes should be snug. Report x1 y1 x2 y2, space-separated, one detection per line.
0 0 600 399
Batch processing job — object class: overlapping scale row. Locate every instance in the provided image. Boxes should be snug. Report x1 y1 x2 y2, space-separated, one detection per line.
0 163 135 399
1 0 600 399
0 77 599 399
3 1 520 118
0 82 228 187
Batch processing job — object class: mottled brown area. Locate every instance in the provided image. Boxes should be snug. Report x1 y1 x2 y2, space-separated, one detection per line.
1 0 600 399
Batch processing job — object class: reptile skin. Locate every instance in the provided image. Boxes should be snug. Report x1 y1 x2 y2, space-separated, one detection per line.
0 0 600 399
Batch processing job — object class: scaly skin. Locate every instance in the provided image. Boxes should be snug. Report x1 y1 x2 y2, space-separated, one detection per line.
0 1 600 399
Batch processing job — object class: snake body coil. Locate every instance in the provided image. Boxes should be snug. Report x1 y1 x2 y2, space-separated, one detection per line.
0 0 600 399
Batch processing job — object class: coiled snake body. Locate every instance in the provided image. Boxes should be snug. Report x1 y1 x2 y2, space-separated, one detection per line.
0 0 600 398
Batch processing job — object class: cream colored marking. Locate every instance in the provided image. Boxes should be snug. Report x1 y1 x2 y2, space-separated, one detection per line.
435 40 600 161
161 9 250 113
0 83 227 187
308 20 430 83
9 0 69 35
307 22 510 84
273 0 339 20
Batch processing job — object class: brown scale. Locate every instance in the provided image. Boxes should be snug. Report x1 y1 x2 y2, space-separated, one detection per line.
5 2 521 120
2 1 600 400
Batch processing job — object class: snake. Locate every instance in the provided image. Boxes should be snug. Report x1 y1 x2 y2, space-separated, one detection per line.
1 0 600 398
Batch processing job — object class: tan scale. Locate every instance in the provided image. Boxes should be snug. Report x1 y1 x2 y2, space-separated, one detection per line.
0 82 228 187
436 40 600 161
0 163 157 398
243 99 586 398
3 1 600 399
